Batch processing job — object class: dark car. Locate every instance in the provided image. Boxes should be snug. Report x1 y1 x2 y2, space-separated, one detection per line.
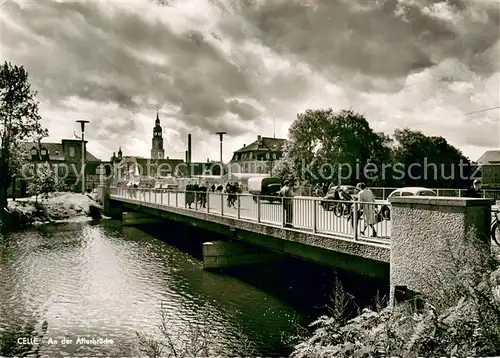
248 177 282 203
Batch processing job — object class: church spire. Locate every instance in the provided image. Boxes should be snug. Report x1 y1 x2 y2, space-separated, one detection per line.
155 106 160 125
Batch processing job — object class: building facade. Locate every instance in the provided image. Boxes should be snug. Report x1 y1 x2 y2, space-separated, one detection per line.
228 135 286 175
9 139 109 197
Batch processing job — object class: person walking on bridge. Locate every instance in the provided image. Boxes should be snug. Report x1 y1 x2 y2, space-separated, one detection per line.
357 182 377 237
280 180 294 228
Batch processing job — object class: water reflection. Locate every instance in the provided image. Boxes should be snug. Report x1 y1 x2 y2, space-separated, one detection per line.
0 221 307 357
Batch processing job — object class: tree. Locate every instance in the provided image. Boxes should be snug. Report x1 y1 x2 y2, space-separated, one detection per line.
0 62 47 214
272 153 294 181
27 164 62 202
283 109 392 186
392 129 473 188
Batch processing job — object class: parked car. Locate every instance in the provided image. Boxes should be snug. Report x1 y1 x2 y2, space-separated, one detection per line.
381 187 437 220
248 177 282 203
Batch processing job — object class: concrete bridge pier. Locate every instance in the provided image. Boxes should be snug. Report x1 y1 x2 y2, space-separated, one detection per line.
122 212 164 225
203 240 280 270
389 196 492 307
99 185 123 220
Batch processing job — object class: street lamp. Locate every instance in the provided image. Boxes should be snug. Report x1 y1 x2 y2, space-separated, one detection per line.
215 131 226 185
76 120 89 194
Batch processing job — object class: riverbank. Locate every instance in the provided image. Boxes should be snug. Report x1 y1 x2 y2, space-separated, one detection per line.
290 253 500 357
3 192 102 229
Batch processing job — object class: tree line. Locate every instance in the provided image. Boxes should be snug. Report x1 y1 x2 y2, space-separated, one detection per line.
0 61 48 225
273 109 479 189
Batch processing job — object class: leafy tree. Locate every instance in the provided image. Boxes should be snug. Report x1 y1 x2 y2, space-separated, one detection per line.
283 109 392 186
0 62 47 213
272 153 294 181
27 164 63 202
393 129 473 188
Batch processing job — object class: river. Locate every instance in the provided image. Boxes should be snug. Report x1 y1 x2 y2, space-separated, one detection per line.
0 219 388 357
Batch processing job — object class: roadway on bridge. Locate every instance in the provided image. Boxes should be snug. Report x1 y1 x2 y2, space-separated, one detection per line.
118 190 391 239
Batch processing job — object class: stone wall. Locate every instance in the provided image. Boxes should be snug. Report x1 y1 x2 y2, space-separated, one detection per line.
389 196 492 306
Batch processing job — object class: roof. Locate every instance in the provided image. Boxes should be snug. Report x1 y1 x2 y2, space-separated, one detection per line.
19 141 99 161
234 137 286 154
389 187 436 194
477 150 500 164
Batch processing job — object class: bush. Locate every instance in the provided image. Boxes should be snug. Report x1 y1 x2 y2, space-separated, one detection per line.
290 253 500 358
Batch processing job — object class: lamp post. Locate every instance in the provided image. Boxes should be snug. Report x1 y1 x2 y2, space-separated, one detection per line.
215 131 226 185
76 120 89 194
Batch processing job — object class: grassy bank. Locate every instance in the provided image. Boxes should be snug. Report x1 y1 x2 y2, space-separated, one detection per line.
4 192 102 229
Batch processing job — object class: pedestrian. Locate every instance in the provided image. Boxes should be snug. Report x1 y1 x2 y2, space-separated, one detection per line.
185 182 193 209
199 183 207 208
280 180 294 228
463 178 482 198
357 182 377 237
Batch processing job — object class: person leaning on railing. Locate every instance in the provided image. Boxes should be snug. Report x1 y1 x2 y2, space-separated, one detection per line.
280 180 294 228
463 178 482 198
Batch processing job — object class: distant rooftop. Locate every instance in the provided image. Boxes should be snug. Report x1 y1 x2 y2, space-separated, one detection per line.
20 141 99 161
477 150 500 164
234 136 286 154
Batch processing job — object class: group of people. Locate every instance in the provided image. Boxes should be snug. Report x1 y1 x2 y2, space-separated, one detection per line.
184 182 243 209
185 183 208 209
225 182 241 208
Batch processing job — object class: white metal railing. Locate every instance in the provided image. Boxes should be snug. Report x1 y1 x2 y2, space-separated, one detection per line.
109 187 391 243
296 186 500 201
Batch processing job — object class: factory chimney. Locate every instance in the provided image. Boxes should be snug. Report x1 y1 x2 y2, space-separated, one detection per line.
185 150 188 163
187 134 192 163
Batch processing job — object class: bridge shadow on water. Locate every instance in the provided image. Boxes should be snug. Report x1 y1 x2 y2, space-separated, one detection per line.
135 221 390 323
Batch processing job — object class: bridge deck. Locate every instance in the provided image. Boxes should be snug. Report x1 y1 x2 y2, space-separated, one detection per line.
110 188 391 246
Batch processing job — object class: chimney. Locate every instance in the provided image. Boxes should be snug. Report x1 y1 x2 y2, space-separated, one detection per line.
185 150 188 162
257 135 261 143
187 134 192 163
243 144 246 147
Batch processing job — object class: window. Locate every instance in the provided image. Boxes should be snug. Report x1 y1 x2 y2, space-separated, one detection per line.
30 148 37 156
249 152 253 159
69 146 75 157
41 149 47 156
266 153 270 160
272 153 277 159
401 192 414 196
417 191 437 196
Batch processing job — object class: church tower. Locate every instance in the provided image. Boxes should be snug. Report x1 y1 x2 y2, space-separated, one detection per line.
151 110 165 159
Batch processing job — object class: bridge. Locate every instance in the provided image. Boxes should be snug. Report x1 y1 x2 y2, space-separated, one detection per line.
103 186 493 306
107 186 391 279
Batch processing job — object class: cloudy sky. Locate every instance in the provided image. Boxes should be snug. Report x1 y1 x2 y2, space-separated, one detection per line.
1 0 499 162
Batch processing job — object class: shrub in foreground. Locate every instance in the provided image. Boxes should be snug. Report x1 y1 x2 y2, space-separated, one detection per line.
290 254 500 357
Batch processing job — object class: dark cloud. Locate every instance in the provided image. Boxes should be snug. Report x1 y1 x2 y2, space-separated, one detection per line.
1 0 498 161
229 0 499 87
227 100 261 121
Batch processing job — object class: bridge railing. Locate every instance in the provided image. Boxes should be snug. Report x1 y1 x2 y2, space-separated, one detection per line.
109 187 391 243
297 186 500 201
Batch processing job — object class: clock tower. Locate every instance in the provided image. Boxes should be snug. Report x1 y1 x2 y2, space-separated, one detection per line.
151 110 165 159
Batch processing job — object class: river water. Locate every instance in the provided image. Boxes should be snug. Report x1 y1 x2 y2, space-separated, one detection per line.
0 219 388 357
